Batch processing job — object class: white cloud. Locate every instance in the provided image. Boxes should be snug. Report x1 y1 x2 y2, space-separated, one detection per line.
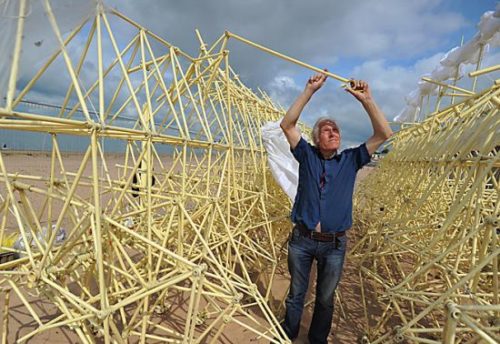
267 75 302 108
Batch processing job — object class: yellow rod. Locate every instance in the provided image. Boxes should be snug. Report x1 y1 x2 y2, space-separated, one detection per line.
226 31 349 83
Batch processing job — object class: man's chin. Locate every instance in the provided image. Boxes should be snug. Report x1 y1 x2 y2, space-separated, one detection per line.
320 143 339 152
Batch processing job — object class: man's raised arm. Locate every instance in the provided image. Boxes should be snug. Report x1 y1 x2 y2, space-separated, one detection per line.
280 72 327 149
345 80 393 155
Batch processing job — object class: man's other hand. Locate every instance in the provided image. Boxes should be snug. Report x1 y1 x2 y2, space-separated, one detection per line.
345 79 373 103
305 70 328 94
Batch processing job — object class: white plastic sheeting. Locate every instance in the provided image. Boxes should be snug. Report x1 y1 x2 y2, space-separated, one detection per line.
395 5 500 122
261 120 299 201
0 0 98 108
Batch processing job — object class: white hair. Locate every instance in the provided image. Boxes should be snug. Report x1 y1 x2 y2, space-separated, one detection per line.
312 117 341 146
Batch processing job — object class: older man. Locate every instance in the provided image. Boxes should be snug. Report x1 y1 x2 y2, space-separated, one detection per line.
279 72 392 343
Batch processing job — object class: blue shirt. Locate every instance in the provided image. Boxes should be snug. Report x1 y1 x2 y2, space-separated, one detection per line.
290 137 371 233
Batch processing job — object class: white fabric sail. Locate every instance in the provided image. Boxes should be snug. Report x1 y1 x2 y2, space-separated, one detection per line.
261 120 299 201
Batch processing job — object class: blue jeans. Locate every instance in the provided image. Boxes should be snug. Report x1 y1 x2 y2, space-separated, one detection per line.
283 226 347 344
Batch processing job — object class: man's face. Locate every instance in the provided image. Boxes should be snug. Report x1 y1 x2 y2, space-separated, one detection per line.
318 123 340 152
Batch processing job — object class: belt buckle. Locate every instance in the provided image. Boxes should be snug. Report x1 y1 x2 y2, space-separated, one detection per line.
311 231 332 242
310 231 319 240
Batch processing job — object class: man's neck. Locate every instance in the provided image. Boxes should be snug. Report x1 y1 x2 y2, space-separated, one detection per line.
320 149 337 160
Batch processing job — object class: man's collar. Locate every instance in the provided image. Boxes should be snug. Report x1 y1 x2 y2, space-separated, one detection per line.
315 147 338 160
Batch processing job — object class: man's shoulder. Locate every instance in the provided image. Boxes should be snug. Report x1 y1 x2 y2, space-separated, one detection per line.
290 136 318 163
338 142 371 169
294 136 316 152
337 143 369 162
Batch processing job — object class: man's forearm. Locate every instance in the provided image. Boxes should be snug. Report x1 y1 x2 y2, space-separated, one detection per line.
281 90 313 130
280 72 326 148
362 97 393 154
344 79 392 154
362 98 392 139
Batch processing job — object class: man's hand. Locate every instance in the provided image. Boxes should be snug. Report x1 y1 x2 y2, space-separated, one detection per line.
345 79 372 103
305 70 328 94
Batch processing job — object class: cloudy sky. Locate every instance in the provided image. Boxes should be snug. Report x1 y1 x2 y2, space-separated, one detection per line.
102 0 499 148
2 0 499 150
93 0 500 147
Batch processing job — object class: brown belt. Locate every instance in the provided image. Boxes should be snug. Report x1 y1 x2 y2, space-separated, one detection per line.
296 223 345 242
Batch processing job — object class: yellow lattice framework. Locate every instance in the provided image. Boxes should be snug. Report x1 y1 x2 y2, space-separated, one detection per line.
352 68 499 343
0 1 315 342
1 1 499 343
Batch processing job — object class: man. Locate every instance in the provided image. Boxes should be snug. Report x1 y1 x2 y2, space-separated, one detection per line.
279 71 392 343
